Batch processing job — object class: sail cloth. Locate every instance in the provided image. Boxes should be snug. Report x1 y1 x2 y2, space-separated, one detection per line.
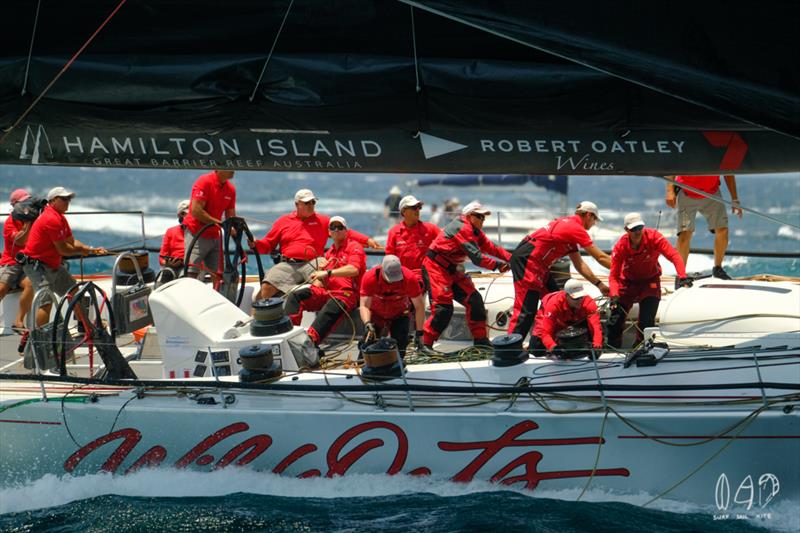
413 175 568 196
0 0 798 173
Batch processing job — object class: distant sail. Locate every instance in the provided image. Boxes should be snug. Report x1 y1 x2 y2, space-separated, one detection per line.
411 175 568 196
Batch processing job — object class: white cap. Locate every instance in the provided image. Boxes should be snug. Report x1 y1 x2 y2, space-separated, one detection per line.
399 195 423 211
177 199 190 216
381 255 404 283
462 201 491 216
564 279 588 299
294 188 317 202
624 212 645 230
389 185 402 195
329 215 347 228
46 186 76 201
576 200 603 221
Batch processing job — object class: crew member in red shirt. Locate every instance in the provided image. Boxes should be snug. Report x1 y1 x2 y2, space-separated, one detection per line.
182 170 237 280
422 201 511 350
507 201 612 343
530 279 603 357
254 189 378 300
284 216 367 352
385 195 441 285
159 200 189 269
0 189 34 332
608 212 691 348
665 174 743 279
20 187 108 327
359 254 426 358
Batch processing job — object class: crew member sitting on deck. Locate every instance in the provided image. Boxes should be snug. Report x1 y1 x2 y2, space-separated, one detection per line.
421 201 511 352
156 199 189 284
607 212 691 349
507 201 612 344
253 189 379 300
19 187 108 328
0 189 34 333
284 216 366 355
529 279 603 358
359 254 426 359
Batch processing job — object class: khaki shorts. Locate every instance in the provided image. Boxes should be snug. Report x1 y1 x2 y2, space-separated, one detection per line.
263 259 323 294
184 228 220 274
677 191 728 234
0 263 26 289
22 262 76 306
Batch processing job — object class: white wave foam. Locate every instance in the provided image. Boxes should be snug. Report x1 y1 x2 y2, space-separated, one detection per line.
778 225 800 241
2 470 796 531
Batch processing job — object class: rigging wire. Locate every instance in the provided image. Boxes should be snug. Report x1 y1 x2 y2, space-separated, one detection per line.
249 0 295 103
657 175 800 231
410 6 421 93
21 0 42 96
0 0 129 144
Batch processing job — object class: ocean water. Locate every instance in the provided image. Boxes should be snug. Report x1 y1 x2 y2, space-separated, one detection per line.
1 167 798 532
1 470 797 533
2 167 799 277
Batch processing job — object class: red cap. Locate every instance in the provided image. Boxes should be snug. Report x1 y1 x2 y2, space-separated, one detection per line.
9 189 31 205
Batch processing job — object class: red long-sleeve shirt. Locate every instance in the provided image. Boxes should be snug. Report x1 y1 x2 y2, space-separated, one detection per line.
322 237 366 307
255 212 368 261
532 291 602 351
385 220 441 272
429 216 510 270
159 224 186 265
609 228 686 296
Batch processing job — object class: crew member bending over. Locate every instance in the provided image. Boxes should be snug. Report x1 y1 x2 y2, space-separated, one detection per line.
284 216 366 354
360 254 426 358
422 201 511 351
530 279 603 357
607 212 691 349
0 189 34 333
508 201 611 343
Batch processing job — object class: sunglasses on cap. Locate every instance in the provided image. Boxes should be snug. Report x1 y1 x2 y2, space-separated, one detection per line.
329 225 346 231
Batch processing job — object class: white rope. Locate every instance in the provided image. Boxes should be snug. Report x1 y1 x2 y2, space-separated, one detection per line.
21 0 43 96
410 6 421 93
249 0 295 102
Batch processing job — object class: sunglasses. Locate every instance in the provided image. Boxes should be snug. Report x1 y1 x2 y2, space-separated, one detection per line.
58 196 73 202
471 213 485 221
300 199 316 206
627 226 644 233
405 205 422 211
329 225 346 231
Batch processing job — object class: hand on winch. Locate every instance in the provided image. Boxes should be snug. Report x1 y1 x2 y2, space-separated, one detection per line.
607 296 621 326
677 277 693 288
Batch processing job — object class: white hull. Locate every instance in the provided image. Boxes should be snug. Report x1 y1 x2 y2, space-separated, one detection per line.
2 348 798 507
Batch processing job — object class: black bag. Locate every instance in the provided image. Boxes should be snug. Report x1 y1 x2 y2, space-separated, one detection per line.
12 196 48 222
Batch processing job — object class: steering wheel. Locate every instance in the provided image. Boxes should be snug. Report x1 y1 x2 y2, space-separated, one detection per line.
182 218 264 306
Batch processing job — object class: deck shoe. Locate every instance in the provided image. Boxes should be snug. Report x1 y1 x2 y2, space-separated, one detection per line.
419 344 438 356
712 266 732 280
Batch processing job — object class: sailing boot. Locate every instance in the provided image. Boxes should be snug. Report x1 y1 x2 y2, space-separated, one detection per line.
712 266 732 280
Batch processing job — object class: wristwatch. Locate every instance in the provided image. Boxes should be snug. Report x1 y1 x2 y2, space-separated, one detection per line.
327 269 333 277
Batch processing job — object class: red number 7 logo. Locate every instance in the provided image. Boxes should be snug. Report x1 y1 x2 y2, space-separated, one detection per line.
703 131 748 170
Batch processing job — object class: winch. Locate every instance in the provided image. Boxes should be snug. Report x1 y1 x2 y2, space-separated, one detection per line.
360 337 402 381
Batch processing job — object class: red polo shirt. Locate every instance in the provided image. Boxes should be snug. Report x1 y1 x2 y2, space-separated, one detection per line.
385 220 441 272
159 224 186 265
183 171 236 238
676 175 720 199
609 228 686 296
360 264 423 318
322 237 366 307
21 204 71 269
255 212 368 260
1 217 26 266
533 291 603 351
